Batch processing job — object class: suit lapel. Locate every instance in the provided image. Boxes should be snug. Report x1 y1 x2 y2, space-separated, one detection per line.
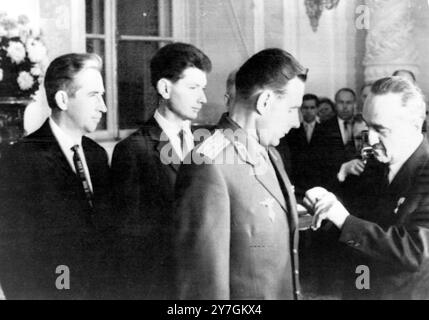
82 137 104 193
298 125 308 145
268 147 298 231
33 120 77 179
388 139 429 199
218 115 290 214
334 118 344 146
252 162 288 213
370 139 429 225
147 118 181 172
310 122 320 146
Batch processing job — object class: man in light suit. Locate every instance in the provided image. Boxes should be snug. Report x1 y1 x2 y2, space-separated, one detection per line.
306 76 429 299
173 48 307 300
0 53 110 299
110 42 212 299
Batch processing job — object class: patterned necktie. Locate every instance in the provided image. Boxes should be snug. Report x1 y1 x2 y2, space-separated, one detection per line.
71 145 94 211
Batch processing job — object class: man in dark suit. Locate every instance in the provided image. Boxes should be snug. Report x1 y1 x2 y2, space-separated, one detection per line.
173 48 307 300
308 88 367 297
315 88 365 193
306 76 429 299
0 53 110 299
110 42 212 299
279 94 322 200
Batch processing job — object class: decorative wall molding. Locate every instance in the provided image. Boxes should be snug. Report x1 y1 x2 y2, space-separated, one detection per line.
304 0 340 32
363 0 419 82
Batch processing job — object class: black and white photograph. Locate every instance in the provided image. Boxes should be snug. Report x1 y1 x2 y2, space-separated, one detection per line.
1 0 429 306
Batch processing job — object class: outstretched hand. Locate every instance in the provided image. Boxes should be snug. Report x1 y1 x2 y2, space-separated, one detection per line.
304 187 350 230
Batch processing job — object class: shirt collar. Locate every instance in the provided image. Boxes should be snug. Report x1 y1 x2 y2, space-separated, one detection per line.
337 117 345 126
303 120 316 128
154 109 192 137
49 117 81 151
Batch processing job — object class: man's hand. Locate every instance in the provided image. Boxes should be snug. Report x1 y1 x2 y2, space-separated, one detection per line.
310 191 350 230
337 159 366 182
302 187 329 213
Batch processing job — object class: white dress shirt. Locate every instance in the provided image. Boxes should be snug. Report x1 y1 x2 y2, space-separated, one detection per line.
49 118 93 192
154 109 194 160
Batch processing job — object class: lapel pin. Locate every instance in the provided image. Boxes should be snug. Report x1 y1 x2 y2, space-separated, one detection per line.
394 197 406 215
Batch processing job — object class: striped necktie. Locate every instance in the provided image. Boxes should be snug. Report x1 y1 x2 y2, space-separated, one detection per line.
71 145 94 211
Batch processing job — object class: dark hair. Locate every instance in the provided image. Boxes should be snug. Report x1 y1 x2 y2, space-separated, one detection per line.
371 77 425 118
317 97 335 112
235 48 307 100
44 53 102 110
392 69 416 83
335 88 356 102
150 42 212 88
303 93 319 105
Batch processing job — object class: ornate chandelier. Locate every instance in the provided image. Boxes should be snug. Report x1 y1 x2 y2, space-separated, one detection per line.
304 0 340 32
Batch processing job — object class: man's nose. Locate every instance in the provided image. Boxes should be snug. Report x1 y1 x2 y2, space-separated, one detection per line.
98 96 107 113
368 129 379 146
199 90 207 104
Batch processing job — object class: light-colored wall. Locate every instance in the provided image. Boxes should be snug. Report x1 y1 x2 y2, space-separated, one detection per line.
7 0 429 158
282 0 366 99
186 0 259 125
414 2 429 100
0 0 40 24
287 0 365 99
2 0 366 127
189 0 366 125
39 0 86 60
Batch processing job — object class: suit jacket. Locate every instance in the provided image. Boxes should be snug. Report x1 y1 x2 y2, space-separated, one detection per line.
340 139 429 299
314 117 357 192
111 116 187 299
0 120 110 299
173 116 300 300
279 122 323 200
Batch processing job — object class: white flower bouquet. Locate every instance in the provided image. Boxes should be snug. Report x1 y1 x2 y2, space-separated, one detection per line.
0 12 48 99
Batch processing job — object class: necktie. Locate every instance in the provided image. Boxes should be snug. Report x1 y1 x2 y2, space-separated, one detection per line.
344 121 352 145
178 129 191 159
71 145 94 211
304 123 312 143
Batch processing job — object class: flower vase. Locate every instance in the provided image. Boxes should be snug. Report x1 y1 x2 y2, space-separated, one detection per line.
0 96 32 157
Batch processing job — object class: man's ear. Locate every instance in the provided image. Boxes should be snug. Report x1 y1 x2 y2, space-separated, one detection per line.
256 90 273 115
156 79 172 100
54 91 69 111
